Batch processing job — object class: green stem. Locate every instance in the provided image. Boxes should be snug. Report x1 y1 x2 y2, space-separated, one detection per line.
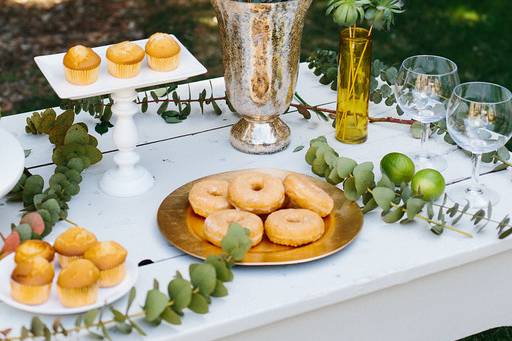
8 312 146 340
389 201 473 238
414 214 473 238
63 218 78 226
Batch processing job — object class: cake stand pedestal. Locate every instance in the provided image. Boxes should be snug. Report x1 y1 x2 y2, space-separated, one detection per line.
98 88 154 197
34 36 207 197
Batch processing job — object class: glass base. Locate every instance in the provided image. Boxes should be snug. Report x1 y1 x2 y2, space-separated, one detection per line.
410 152 447 172
447 184 499 209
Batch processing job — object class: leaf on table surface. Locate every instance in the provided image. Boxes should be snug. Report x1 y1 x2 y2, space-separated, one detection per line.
188 293 209 314
406 198 426 220
381 206 405 223
343 176 359 202
161 307 182 325
293 145 304 153
372 187 396 211
143 289 168 323
168 278 192 312
206 255 233 282
190 263 218 297
336 157 357 178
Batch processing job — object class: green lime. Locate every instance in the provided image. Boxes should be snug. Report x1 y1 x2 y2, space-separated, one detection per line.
411 169 446 201
380 152 415 185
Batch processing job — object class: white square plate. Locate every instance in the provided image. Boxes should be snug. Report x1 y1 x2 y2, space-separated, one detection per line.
34 35 207 100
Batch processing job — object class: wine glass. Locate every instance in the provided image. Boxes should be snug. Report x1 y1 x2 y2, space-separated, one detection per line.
446 82 512 208
394 55 460 171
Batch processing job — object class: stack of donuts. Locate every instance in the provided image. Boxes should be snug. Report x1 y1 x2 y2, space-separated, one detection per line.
188 172 334 248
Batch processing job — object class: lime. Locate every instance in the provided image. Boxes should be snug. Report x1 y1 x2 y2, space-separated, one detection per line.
380 152 415 185
411 169 446 201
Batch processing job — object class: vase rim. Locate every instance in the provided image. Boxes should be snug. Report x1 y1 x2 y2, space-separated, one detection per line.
340 27 372 41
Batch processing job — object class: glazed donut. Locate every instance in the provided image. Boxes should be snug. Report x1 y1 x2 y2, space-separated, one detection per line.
265 209 325 247
189 179 232 217
283 174 334 217
204 209 263 247
228 172 285 214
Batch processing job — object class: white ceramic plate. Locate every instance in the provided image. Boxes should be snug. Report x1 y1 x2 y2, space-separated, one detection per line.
0 128 25 199
34 35 207 100
0 254 139 315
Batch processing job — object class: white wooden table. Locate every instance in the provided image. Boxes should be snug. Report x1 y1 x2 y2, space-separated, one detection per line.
1 64 511 341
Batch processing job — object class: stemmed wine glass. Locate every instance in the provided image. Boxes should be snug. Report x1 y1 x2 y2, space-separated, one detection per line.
394 55 460 171
446 82 512 208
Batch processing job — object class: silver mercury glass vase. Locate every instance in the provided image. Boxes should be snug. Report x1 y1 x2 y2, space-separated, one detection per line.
211 0 313 154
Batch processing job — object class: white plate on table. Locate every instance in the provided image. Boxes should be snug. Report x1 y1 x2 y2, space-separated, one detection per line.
0 254 139 315
0 128 24 199
34 35 207 100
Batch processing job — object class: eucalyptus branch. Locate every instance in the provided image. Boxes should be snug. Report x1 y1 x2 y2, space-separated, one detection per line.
3 110 102 256
304 136 512 240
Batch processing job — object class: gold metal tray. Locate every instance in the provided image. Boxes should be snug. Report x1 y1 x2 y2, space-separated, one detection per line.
157 169 363 266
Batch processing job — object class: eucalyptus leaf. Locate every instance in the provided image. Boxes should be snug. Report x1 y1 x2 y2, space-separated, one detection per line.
190 263 218 297
83 309 99 328
362 198 378 214
343 176 359 201
406 198 425 220
143 289 168 322
336 157 357 178
161 307 182 325
382 206 405 223
206 255 233 282
372 187 396 211
188 293 209 314
168 278 193 312
221 223 251 261
30 317 46 336
211 280 229 297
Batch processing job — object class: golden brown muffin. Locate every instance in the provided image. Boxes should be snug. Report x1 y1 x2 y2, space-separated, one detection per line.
57 259 99 307
15 240 55 264
11 256 54 305
145 33 181 72
84 241 127 287
54 226 97 268
63 45 101 85
106 41 145 78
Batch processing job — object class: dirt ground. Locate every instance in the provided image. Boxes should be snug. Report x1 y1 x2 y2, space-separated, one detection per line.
0 0 224 114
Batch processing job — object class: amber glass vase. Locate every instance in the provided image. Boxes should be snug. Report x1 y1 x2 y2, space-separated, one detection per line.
335 27 373 144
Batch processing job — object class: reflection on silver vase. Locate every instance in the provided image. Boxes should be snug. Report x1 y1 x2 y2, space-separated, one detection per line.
211 0 312 154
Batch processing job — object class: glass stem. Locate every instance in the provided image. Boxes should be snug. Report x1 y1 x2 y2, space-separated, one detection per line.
468 153 483 194
420 122 430 158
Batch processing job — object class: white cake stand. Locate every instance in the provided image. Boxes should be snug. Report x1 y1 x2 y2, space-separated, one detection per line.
0 127 25 198
34 36 207 197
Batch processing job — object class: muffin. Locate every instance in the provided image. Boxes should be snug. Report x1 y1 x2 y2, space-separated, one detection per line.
84 241 127 287
106 41 145 78
145 33 181 72
57 259 100 308
11 256 54 305
15 240 55 264
63 45 101 85
53 227 97 268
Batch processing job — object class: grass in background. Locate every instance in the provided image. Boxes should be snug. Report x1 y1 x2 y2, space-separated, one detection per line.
1 0 511 115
